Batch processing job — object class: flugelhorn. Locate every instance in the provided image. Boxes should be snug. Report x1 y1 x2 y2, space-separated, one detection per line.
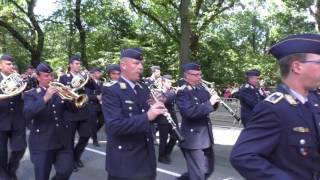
201 80 241 122
0 73 27 100
49 82 88 108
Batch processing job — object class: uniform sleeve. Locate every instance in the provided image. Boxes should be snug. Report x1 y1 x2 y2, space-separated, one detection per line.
85 86 98 102
102 86 150 136
176 89 213 119
230 102 292 179
23 91 46 121
239 87 259 109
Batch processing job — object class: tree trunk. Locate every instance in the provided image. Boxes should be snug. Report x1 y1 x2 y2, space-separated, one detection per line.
75 0 88 68
190 34 199 59
316 0 320 32
179 0 191 76
30 50 41 67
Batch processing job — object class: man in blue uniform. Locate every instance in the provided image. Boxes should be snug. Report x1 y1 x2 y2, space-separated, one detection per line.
86 67 103 147
157 74 178 164
59 55 91 172
176 63 220 180
106 64 121 82
238 69 265 127
24 62 75 180
102 48 167 180
0 54 26 180
230 33 320 179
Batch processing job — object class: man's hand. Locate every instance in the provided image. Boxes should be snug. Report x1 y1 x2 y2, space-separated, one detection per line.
209 93 221 106
43 86 58 103
147 101 167 121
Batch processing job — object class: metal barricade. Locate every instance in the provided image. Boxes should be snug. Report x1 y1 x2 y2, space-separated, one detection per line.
209 98 242 127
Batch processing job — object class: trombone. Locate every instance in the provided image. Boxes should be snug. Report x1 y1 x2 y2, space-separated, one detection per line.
201 80 241 122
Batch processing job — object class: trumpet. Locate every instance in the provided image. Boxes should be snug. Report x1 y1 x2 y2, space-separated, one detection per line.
0 73 27 100
149 88 185 143
49 81 88 108
201 80 241 122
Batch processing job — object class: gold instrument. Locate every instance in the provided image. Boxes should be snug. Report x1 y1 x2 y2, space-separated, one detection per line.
0 73 27 100
201 80 241 122
49 81 88 108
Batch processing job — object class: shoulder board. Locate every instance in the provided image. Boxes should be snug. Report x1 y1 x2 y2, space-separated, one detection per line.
103 81 117 87
119 82 127 90
36 88 42 94
264 92 284 104
187 85 192 91
24 88 35 93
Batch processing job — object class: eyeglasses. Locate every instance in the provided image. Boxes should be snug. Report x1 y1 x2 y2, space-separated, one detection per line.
303 60 320 65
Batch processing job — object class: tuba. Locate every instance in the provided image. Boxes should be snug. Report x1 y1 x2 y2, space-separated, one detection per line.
0 73 27 100
49 81 88 108
201 80 241 122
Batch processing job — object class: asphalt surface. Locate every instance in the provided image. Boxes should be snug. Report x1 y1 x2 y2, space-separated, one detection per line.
17 123 244 180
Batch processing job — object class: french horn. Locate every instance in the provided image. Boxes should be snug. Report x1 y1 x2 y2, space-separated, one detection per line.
0 73 27 100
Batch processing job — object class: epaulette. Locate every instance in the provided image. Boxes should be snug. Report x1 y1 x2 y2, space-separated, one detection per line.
264 92 284 104
119 82 127 90
24 88 34 93
187 85 192 91
36 88 42 94
103 81 117 87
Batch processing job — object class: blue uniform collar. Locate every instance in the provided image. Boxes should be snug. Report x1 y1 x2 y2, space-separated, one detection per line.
289 88 308 104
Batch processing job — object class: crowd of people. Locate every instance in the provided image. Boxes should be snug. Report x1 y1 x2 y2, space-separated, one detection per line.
1 33 320 180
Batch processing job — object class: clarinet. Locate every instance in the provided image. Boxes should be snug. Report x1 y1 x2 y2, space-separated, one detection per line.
149 89 185 143
202 80 241 122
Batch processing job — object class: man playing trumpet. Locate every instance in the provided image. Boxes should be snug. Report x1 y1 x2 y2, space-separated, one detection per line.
23 62 76 180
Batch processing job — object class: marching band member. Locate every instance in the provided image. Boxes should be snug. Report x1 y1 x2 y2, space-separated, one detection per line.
176 63 220 180
106 64 121 82
157 74 178 164
0 54 26 180
102 48 167 180
59 55 91 172
230 33 320 180
24 62 75 180
238 69 265 127
86 67 104 147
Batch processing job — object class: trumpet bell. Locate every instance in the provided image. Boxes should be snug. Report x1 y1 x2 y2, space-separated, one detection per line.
49 81 88 108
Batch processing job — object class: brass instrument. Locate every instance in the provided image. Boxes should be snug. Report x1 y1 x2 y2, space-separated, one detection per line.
71 70 89 91
149 87 185 143
0 73 27 100
201 80 241 122
49 81 88 108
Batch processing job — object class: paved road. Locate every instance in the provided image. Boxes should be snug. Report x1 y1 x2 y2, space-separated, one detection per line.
17 125 244 180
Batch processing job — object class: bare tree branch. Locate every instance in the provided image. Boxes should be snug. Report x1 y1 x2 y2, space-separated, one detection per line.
129 0 179 43
0 18 33 52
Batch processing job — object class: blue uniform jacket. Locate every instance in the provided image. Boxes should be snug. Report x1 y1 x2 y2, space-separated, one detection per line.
85 79 102 112
0 74 26 132
101 78 156 178
59 73 90 121
23 87 76 151
230 84 320 179
238 83 265 125
176 84 214 149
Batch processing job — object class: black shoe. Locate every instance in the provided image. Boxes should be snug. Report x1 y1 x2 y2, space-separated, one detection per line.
158 156 170 164
73 166 79 172
76 160 84 168
93 140 100 147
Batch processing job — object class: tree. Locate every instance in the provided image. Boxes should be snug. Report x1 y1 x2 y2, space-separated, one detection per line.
129 0 237 75
0 0 44 66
